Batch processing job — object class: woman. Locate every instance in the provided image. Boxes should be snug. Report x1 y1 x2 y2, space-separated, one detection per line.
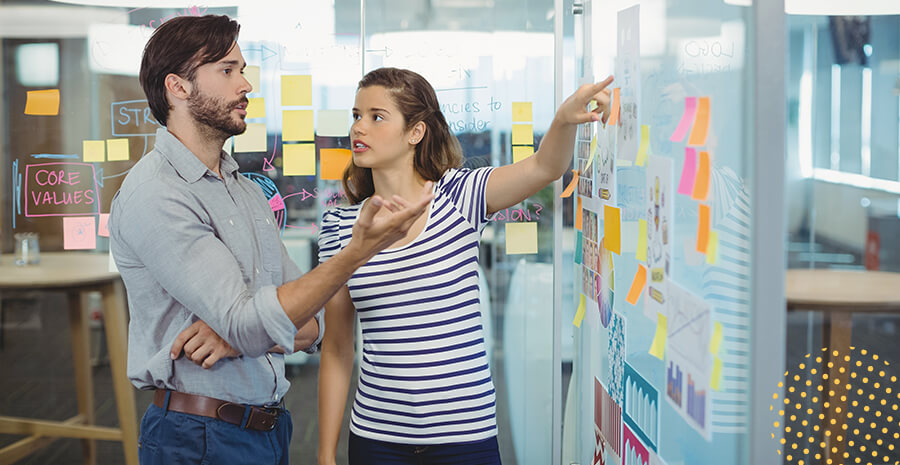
317 67 613 464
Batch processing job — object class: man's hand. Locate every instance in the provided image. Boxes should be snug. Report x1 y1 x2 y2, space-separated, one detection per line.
346 181 434 262
170 320 240 369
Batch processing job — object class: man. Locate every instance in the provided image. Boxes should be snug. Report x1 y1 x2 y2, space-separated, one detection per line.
108 15 433 465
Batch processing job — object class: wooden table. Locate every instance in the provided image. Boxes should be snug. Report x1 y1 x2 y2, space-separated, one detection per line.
785 268 900 464
0 252 138 465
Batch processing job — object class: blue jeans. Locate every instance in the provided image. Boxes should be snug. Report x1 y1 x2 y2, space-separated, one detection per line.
138 402 293 465
348 431 502 465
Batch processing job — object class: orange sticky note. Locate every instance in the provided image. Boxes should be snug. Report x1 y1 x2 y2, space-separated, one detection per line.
24 89 60 115
283 143 316 176
697 204 710 253
320 148 352 180
98 213 110 238
560 170 579 198
574 197 583 231
691 151 710 201
607 88 621 125
687 96 710 146
625 264 647 305
63 216 97 250
604 205 621 255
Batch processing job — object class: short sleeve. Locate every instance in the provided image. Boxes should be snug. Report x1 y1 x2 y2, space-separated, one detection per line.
437 167 495 232
317 208 344 263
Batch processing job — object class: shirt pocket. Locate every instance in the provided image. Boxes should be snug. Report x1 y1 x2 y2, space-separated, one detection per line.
253 216 283 276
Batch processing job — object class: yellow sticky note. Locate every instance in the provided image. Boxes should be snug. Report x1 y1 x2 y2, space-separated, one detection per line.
586 135 598 170
511 124 534 145
706 230 719 264
625 264 647 305
106 139 129 161
316 110 350 137
283 143 316 176
560 170 579 198
505 222 538 255
513 146 533 163
246 97 266 119
244 66 261 92
25 89 60 116
649 313 667 360
636 219 648 262
512 102 533 122
283 110 314 142
603 205 621 255
709 321 724 355
635 125 650 166
573 294 586 328
234 123 267 152
320 148 352 180
711 356 723 390
282 75 312 106
83 140 105 162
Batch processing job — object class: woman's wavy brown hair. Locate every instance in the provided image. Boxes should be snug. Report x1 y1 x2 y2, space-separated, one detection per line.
343 67 463 204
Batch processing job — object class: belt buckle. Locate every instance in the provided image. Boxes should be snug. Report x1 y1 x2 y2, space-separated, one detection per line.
246 407 278 432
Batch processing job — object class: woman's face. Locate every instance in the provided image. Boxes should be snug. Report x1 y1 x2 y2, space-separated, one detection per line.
350 85 417 171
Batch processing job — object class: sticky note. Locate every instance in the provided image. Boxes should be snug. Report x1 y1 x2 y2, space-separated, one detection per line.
106 139 129 161
586 135 598 170
575 231 583 264
283 110 314 142
697 204 710 253
687 97 711 147
269 193 285 212
670 97 697 142
625 264 647 305
98 213 110 238
25 89 60 116
513 146 533 163
320 148 352 180
711 356 723 390
573 294 586 328
574 197 583 231
649 313 667 360
317 110 350 137
709 321 724 355
505 222 538 255
691 151 710 201
636 219 648 262
283 143 315 176
63 216 97 250
677 147 698 196
706 230 719 264
560 170 579 198
282 75 312 106
635 125 650 166
512 124 534 145
512 102 533 122
603 205 621 255
234 123 267 152
83 140 105 162
608 88 620 125
245 66 261 92
246 97 266 119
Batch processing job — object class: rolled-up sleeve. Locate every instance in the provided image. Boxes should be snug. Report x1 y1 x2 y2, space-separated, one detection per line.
115 180 297 357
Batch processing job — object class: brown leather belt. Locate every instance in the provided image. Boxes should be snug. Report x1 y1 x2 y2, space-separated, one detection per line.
153 390 280 432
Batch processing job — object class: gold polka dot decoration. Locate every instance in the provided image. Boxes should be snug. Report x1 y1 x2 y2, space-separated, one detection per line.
769 347 900 465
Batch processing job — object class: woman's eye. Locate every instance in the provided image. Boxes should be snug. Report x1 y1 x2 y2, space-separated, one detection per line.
374 114 383 121
352 114 361 121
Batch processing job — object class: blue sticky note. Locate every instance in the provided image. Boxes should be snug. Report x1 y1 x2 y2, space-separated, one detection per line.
575 231 583 264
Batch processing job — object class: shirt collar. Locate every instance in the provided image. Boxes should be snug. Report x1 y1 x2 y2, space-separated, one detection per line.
155 128 238 182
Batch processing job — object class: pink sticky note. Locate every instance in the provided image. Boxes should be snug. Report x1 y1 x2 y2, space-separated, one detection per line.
63 216 97 250
670 97 698 142
269 193 285 212
677 147 698 196
98 213 110 237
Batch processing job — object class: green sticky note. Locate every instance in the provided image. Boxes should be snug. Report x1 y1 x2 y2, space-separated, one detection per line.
282 143 316 176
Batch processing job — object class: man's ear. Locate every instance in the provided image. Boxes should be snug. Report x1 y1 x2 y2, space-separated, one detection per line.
164 73 191 103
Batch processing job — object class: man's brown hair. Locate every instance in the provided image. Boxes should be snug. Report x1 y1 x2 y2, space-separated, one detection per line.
139 15 240 126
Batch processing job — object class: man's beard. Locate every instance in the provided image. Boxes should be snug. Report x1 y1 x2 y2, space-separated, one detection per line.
187 85 247 138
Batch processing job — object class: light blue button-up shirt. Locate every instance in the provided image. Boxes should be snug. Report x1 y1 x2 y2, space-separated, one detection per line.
109 128 322 405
